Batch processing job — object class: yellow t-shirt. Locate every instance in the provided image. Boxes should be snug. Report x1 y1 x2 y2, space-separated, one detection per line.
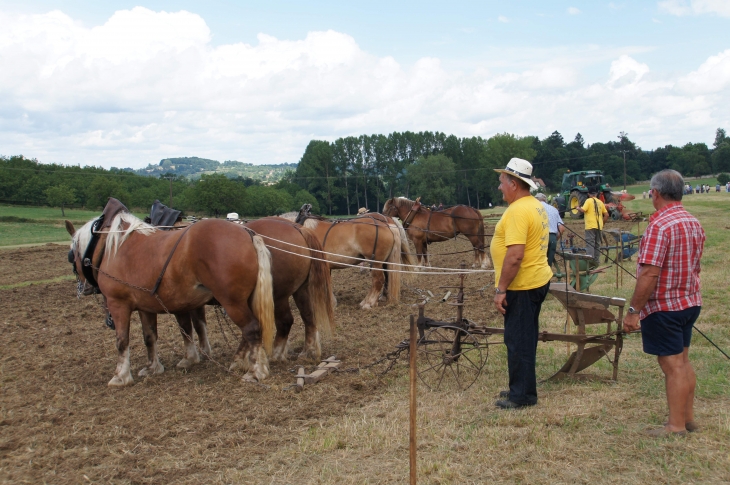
581 197 608 230
490 196 553 291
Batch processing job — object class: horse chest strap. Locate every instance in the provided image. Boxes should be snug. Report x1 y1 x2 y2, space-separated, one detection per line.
321 221 339 248
150 224 193 296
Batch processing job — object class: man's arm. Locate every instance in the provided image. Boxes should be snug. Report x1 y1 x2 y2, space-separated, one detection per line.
493 244 525 315
622 263 661 331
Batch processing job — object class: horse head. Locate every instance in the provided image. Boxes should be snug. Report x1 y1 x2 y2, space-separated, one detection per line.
66 218 101 297
382 198 399 217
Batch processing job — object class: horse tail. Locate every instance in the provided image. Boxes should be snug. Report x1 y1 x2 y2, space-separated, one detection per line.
300 226 336 338
386 227 402 302
393 218 417 270
476 208 492 269
250 235 275 356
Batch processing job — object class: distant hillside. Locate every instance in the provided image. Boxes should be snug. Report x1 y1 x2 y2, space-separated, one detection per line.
135 157 297 183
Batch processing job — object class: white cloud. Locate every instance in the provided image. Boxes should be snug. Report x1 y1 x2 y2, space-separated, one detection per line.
498 15 509 23
567 7 581 15
0 8 727 169
658 0 730 17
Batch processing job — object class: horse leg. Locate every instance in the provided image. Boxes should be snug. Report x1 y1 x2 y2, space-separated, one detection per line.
360 263 385 309
415 239 426 267
225 306 270 382
107 303 134 387
293 287 321 361
175 312 201 370
271 298 294 362
381 266 389 302
191 306 212 359
138 311 164 377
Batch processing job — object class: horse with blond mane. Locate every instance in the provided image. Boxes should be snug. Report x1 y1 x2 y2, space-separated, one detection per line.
279 205 415 309
382 197 492 269
67 199 276 385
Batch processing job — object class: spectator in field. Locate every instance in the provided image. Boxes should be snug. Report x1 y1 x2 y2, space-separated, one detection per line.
490 158 552 409
726 182 730 192
577 186 608 264
623 169 705 437
437 202 444 211
716 184 720 192
535 193 564 266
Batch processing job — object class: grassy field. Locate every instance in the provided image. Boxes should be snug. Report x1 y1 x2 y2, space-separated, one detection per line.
0 205 147 247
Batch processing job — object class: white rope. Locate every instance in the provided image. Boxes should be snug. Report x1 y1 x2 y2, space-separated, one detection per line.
256 233 493 275
94 222 493 274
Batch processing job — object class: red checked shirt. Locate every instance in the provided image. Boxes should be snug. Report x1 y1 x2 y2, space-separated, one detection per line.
637 202 705 318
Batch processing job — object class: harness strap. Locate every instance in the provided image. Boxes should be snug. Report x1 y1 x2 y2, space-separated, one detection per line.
150 224 194 296
426 210 433 243
81 215 105 289
320 219 339 249
370 222 379 268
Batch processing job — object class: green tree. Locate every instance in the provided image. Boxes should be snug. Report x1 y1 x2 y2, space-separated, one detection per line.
716 173 729 185
406 154 456 205
188 174 246 216
241 186 293 216
45 184 77 216
86 177 130 209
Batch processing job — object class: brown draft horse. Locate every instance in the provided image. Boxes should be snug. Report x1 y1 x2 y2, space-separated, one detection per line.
279 207 414 309
125 218 336 376
382 197 492 269
67 211 276 385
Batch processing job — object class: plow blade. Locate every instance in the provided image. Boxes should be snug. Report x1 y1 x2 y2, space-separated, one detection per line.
550 343 612 380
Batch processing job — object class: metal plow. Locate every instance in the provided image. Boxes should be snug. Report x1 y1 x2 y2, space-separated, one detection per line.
409 273 626 391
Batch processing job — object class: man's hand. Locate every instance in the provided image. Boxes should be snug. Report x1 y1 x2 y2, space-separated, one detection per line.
494 293 507 315
623 313 641 332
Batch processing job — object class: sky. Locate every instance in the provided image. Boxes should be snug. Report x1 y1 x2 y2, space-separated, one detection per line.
0 0 729 169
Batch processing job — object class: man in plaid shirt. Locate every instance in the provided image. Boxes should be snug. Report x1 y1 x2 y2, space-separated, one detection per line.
623 169 705 437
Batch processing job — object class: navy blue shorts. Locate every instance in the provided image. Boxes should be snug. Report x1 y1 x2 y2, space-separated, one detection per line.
641 306 701 356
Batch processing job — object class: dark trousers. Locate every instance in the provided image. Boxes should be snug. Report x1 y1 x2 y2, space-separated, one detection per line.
547 233 558 266
503 282 550 405
585 229 601 264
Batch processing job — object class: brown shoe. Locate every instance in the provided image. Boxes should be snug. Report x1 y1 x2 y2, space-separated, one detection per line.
645 427 687 438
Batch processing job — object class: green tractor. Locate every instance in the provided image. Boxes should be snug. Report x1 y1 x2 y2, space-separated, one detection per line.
553 170 619 219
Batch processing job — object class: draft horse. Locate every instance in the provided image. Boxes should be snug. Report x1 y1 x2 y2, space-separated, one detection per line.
382 197 492 269
279 206 413 309
67 207 276 385
115 218 336 378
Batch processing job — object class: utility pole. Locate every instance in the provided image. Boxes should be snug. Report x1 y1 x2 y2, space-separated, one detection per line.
618 131 629 190
163 176 174 207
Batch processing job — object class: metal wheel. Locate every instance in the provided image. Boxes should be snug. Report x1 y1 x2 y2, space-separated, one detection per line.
416 325 486 391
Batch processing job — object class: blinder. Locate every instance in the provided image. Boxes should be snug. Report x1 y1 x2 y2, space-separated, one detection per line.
80 215 105 290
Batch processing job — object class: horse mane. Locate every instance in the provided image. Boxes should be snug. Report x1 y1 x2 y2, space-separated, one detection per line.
71 218 99 255
105 212 157 256
390 197 415 210
277 211 323 229
278 212 297 222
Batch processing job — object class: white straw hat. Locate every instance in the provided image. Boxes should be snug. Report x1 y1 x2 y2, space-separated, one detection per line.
494 158 538 190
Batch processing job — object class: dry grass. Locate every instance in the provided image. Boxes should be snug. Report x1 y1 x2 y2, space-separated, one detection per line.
0 193 728 483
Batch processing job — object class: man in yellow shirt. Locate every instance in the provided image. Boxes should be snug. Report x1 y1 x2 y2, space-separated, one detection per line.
577 186 609 264
490 158 553 409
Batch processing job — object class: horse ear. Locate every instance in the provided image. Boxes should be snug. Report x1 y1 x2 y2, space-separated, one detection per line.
65 220 75 236
415 197 421 203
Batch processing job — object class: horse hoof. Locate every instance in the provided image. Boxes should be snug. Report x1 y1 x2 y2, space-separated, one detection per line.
229 359 250 372
241 372 258 383
176 358 194 370
298 350 321 362
108 374 133 387
139 363 164 376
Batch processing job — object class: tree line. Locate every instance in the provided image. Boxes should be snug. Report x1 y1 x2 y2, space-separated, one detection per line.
291 128 730 215
2 127 729 216
0 156 319 217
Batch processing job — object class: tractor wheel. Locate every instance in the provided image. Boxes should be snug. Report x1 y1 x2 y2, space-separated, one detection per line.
568 190 587 219
602 191 614 204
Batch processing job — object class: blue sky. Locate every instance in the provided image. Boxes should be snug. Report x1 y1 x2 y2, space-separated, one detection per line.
0 1 728 168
